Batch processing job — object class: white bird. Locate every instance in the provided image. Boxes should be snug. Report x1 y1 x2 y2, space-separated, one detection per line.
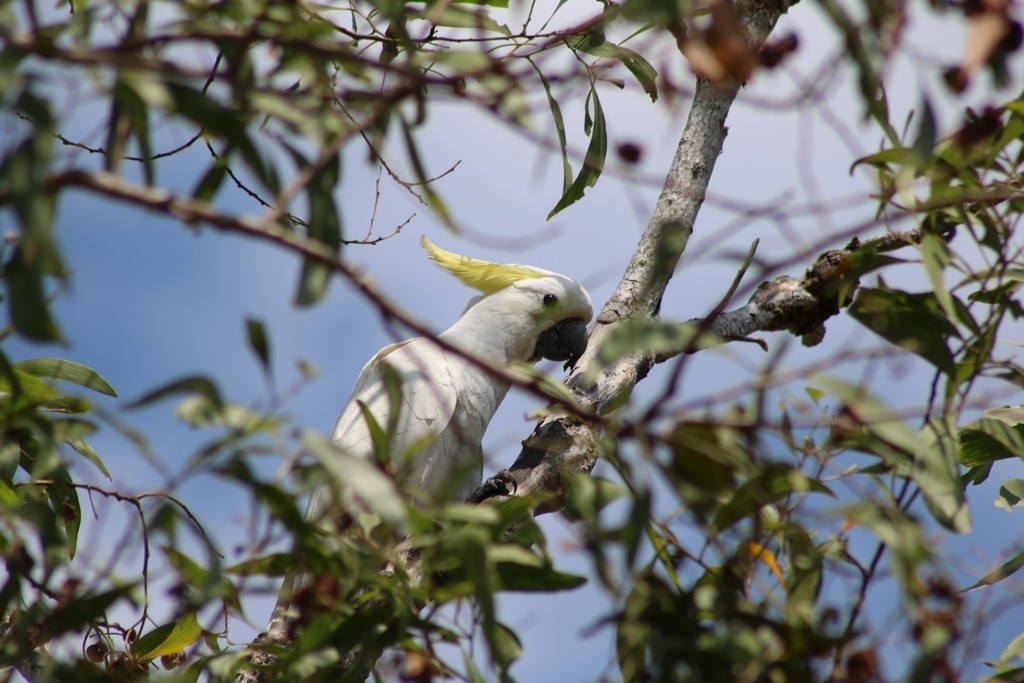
269 236 592 636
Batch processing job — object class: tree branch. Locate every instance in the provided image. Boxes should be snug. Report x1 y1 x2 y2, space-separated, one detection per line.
685 228 927 351
494 0 791 509
11 170 602 426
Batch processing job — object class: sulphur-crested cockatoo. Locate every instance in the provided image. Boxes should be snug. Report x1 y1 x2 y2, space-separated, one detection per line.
315 235 593 511
269 237 592 636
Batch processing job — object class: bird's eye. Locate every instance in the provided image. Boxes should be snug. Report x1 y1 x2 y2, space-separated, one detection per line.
543 293 558 308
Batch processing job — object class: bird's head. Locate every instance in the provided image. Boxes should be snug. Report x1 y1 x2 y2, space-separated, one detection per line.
422 236 593 369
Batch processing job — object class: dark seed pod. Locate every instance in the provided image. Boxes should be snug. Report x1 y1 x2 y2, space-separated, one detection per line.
85 643 108 663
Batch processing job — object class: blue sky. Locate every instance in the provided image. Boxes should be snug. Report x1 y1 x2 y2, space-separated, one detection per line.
5 0 1024 679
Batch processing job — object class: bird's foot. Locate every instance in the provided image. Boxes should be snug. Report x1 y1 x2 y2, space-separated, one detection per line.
467 470 518 503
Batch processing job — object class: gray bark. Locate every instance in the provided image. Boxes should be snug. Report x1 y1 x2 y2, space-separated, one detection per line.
502 0 791 508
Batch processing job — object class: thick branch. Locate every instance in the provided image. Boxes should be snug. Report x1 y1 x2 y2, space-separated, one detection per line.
693 229 927 350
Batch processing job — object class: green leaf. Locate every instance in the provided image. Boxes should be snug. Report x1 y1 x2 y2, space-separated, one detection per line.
548 87 607 218
0 42 28 93
848 287 958 374
820 379 967 528
400 118 452 226
665 422 743 519
4 245 62 342
464 653 486 683
817 0 891 134
0 442 19 484
623 491 650 571
51 418 112 480
1 94 64 304
126 375 223 411
66 437 111 480
595 318 716 370
711 464 834 533
987 406 1024 424
130 612 203 661
46 468 82 559
110 71 156 184
574 33 658 102
996 479 1024 511
225 553 294 577
295 151 342 306
356 400 390 467
14 358 117 397
784 529 823 616
915 417 970 533
411 6 510 35
165 82 279 195
910 98 937 164
245 318 272 375
377 361 405 438
919 233 960 326
45 587 131 637
562 475 629 523
176 396 271 431
0 350 18 402
620 0 683 25
435 524 494 621
162 545 217 591
192 159 228 201
959 416 1024 467
537 70 572 195
998 632 1024 663
850 146 918 173
301 432 407 528
216 460 306 532
805 386 824 403
0 371 51 415
449 0 509 7
838 502 930 587
506 360 580 409
617 572 684 681
159 529 238 611
961 549 1024 592
488 621 522 669
495 560 586 592
983 666 1024 682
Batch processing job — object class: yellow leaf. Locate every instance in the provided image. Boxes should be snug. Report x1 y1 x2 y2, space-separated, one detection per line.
130 612 202 661
743 542 787 590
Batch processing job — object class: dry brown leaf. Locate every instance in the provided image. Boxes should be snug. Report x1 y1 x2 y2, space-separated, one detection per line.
676 0 759 83
945 0 1016 92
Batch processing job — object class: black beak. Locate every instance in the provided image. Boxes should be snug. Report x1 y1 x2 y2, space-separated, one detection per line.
536 318 589 370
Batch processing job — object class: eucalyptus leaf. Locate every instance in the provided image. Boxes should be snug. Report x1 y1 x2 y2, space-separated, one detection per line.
848 287 958 374
494 560 586 592
130 613 203 661
295 151 342 306
711 464 834 533
962 550 1024 592
226 553 294 577
548 88 607 218
959 418 1024 467
245 318 272 375
302 432 407 528
915 417 970 533
14 358 117 397
126 375 223 411
538 71 572 194
573 33 658 102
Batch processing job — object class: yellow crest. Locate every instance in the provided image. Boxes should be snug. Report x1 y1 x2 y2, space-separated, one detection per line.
421 236 548 294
